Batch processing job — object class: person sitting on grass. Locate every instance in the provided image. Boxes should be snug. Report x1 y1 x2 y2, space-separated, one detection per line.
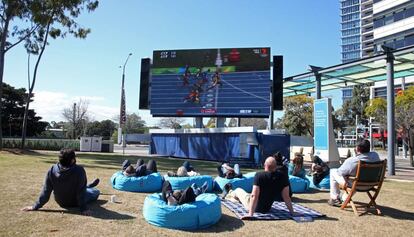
288 153 306 179
221 156 296 219
217 163 242 179
121 159 158 177
309 155 330 186
162 180 209 206
167 161 200 177
328 140 380 207
21 148 100 216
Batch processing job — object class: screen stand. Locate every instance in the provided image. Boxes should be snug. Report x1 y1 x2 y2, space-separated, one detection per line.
195 117 203 128
216 117 225 128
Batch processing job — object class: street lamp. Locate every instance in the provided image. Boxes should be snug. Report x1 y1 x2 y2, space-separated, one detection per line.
118 53 132 147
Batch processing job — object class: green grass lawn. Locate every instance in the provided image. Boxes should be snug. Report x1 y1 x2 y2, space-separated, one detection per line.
1 150 413 237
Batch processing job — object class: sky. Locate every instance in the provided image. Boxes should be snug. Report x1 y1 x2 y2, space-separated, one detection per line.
4 0 343 126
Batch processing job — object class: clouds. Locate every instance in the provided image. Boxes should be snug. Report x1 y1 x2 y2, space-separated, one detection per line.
31 90 118 122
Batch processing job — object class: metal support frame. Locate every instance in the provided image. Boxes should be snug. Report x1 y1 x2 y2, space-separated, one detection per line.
384 46 395 176
195 117 203 128
309 65 322 99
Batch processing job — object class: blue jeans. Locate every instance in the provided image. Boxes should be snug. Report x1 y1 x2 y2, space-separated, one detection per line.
85 188 100 204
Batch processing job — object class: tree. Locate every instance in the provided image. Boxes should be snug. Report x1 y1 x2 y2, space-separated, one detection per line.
365 97 387 149
1 82 47 137
0 0 40 148
62 99 89 139
85 120 116 140
20 0 99 148
239 118 268 129
341 84 371 126
124 113 146 133
158 117 185 129
281 95 314 136
395 87 414 166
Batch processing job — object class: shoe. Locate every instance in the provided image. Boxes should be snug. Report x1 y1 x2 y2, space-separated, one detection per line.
191 183 201 196
220 183 232 200
328 198 342 207
87 178 100 188
200 181 208 194
122 160 130 170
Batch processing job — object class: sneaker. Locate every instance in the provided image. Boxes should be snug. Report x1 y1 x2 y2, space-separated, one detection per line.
200 181 208 194
122 160 131 171
328 198 342 207
191 183 201 196
87 178 100 188
220 183 232 200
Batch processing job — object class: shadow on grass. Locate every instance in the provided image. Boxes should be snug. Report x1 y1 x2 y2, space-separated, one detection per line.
2 148 44 156
190 213 244 233
292 197 329 204
38 200 135 220
344 201 414 220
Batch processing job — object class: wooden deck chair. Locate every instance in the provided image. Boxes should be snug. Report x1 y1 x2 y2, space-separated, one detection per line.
339 159 387 216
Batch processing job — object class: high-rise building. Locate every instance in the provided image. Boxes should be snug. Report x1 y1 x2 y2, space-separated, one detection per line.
341 0 414 101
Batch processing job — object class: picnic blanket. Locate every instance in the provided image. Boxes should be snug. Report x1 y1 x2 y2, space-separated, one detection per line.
222 199 325 220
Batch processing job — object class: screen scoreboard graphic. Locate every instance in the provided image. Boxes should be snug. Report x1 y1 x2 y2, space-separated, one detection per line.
150 47 271 117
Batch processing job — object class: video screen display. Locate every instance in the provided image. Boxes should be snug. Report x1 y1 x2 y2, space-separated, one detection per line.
150 47 271 117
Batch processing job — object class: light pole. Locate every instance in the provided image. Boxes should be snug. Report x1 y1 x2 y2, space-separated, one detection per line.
118 53 132 148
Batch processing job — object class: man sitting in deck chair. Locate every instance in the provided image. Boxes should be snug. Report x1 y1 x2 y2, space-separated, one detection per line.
328 140 380 207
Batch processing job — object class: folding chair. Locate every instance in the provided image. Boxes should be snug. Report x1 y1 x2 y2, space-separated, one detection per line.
339 159 387 216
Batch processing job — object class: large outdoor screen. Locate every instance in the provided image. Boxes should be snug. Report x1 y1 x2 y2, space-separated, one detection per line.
150 47 271 117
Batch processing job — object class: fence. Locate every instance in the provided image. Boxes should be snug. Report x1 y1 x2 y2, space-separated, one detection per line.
2 138 80 151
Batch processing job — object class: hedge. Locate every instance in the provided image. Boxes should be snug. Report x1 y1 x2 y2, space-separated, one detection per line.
2 138 80 151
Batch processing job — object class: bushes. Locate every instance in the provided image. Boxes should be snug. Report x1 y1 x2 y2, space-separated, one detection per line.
2 138 80 151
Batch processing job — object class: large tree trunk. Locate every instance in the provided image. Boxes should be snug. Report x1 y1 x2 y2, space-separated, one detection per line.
0 17 10 150
21 21 51 149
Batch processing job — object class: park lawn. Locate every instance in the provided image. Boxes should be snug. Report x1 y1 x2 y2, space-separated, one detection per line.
0 150 413 237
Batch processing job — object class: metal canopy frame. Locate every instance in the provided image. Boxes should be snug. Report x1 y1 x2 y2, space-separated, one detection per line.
284 45 414 97
282 45 414 176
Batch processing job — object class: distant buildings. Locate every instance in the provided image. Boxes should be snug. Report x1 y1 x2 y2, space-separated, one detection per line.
340 0 414 101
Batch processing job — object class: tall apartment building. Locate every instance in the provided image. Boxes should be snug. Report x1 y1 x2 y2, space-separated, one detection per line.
340 0 414 102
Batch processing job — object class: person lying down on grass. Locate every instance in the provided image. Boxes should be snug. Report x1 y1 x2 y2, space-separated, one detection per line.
162 180 208 205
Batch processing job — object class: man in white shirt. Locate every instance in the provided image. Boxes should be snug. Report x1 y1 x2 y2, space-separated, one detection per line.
328 140 380 206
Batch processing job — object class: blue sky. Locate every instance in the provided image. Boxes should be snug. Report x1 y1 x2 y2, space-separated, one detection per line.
4 0 342 125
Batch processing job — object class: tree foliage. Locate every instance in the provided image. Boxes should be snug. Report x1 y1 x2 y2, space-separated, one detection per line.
62 99 89 139
281 95 314 136
158 117 185 129
340 85 371 126
124 113 146 133
239 118 268 129
1 82 47 137
395 87 414 166
20 0 99 148
85 119 116 140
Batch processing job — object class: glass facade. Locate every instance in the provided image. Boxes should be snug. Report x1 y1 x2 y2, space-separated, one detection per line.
374 5 414 28
341 0 361 63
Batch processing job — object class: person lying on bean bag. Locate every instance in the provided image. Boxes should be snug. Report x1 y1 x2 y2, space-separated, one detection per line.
217 163 242 179
121 159 158 177
167 161 200 177
162 180 208 206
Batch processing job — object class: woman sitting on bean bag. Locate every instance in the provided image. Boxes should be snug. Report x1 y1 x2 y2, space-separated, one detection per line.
167 161 200 177
121 159 158 177
162 180 208 205
309 155 330 185
217 163 242 179
288 153 306 179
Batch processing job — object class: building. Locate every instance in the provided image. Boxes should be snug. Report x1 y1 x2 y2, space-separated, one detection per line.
341 0 414 101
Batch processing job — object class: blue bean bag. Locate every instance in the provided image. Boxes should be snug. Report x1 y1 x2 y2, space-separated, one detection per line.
110 171 163 192
214 172 256 193
163 175 214 192
143 193 221 230
306 172 330 190
289 175 309 193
